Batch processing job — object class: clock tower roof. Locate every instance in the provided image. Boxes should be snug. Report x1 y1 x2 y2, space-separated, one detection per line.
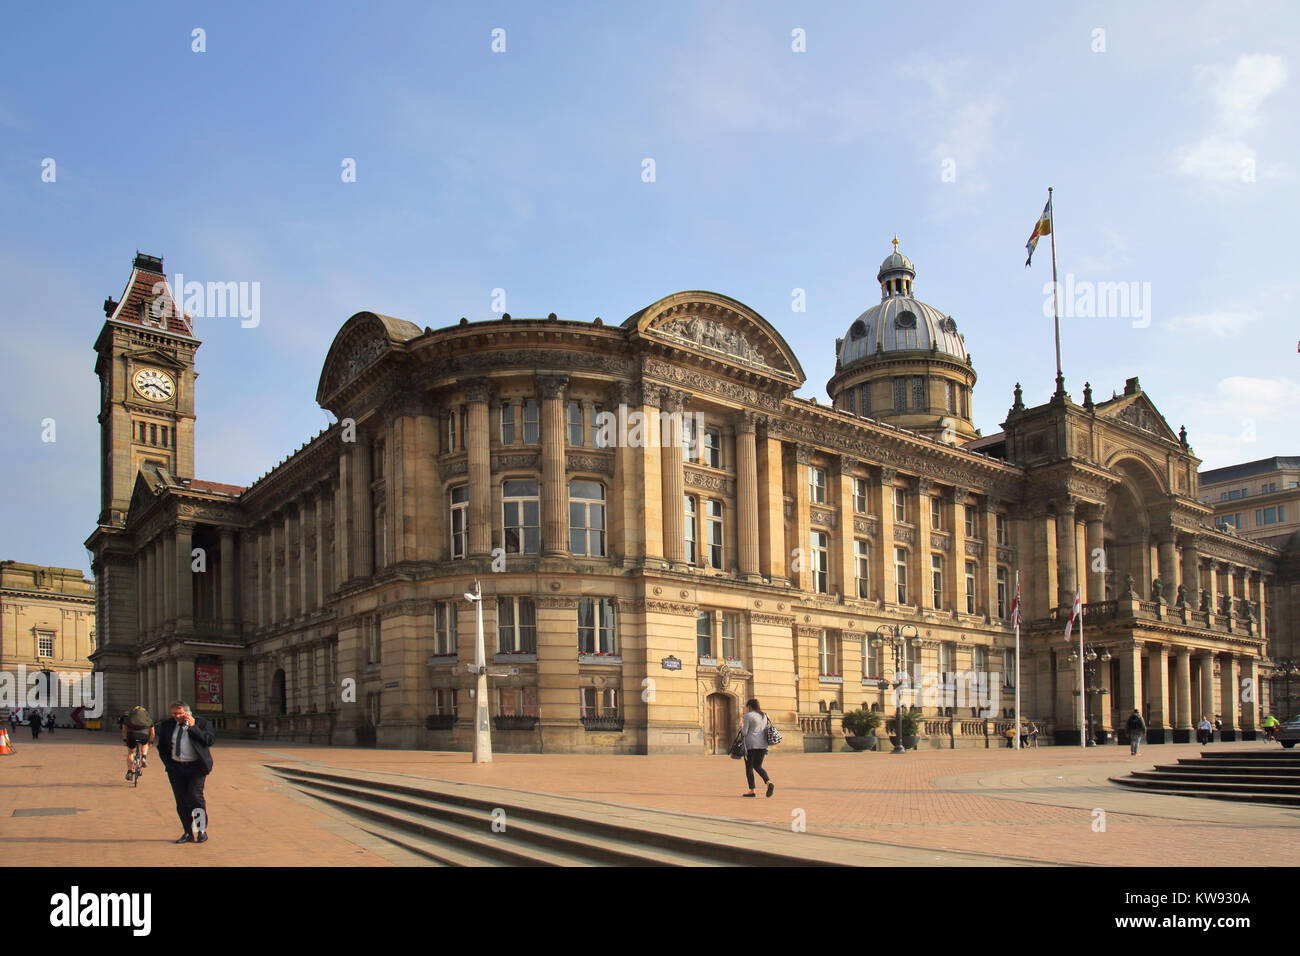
102 252 196 339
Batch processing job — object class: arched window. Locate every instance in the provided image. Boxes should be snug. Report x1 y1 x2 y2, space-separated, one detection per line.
569 480 606 556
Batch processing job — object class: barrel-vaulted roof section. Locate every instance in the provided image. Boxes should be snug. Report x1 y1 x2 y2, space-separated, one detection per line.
316 311 424 407
623 290 805 387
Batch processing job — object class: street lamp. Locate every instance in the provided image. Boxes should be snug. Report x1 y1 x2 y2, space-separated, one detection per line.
873 623 922 755
1069 643 1111 746
463 579 492 764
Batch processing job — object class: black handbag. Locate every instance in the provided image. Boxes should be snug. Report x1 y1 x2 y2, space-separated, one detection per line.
729 731 745 759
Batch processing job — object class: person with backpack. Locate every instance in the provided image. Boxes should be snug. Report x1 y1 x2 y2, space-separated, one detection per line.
739 698 777 798
122 705 155 780
1125 709 1146 756
28 709 42 740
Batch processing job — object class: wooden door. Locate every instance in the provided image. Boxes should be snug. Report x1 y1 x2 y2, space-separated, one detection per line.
706 694 733 754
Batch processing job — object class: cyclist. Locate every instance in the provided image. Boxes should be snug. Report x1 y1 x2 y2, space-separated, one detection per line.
122 706 155 780
1262 713 1281 741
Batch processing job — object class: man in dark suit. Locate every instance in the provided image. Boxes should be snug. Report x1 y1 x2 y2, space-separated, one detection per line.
154 700 215 844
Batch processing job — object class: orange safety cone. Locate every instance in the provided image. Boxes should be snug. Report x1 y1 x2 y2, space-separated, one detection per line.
0 727 15 755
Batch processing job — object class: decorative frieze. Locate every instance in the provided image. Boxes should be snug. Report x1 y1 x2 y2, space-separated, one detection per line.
640 358 785 412
810 508 836 529
492 453 541 472
750 612 796 627
684 469 734 495
930 531 951 552
566 453 615 476
894 527 916 545
853 517 877 537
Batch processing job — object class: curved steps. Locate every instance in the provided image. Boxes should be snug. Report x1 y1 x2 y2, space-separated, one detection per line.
1111 749 1300 807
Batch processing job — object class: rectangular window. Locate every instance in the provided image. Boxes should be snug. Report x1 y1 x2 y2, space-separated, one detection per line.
434 601 458 655
895 548 908 604
684 495 698 564
448 408 459 452
1228 489 1242 500
945 380 955 412
996 515 1009 546
138 422 147 443
997 567 1008 619
706 500 724 569
893 487 906 522
973 645 987 678
864 638 882 680
681 416 696 463
859 383 871 416
811 531 829 594
704 428 722 468
931 555 943 609
578 598 616 654
721 613 739 661
500 403 515 444
818 631 840 677
503 479 540 554
696 611 712 660
580 686 620 718
434 688 458 717
523 400 539 444
450 485 468 559
497 597 537 654
149 423 157 445
853 478 869 514
591 405 606 447
810 467 827 504
567 401 583 446
965 561 977 614
569 480 606 556
893 377 907 411
37 631 54 658
1003 649 1016 687
912 376 925 409
964 505 975 538
930 497 942 529
160 426 169 448
854 540 871 600
367 615 382 664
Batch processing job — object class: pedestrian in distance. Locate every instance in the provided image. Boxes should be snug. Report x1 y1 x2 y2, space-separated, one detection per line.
739 698 775 798
1027 721 1040 749
1197 716 1213 746
28 709 42 740
154 701 216 844
1126 709 1146 756
46 712 55 734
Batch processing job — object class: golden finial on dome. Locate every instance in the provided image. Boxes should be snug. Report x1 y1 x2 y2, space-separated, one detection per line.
891 234 900 254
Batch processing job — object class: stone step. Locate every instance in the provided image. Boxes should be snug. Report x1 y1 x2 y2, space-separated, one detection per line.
269 765 755 866
1163 762 1300 776
1110 778 1300 807
1130 771 1300 788
1115 775 1300 795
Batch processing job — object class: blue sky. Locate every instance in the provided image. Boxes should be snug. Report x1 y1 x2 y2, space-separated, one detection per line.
2 1 1297 573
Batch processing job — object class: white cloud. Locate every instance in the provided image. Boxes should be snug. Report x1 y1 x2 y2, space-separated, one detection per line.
1215 375 1300 411
1163 311 1258 338
1175 53 1288 183
1076 227 1133 273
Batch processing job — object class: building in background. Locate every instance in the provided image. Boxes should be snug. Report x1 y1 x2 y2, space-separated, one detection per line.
87 249 1290 750
0 561 96 723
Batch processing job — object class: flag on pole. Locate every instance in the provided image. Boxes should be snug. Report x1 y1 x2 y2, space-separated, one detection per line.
1064 589 1083 641
1025 197 1053 267
1010 579 1022 629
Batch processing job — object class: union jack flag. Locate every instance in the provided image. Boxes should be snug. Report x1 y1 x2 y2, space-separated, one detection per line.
1010 580 1022 629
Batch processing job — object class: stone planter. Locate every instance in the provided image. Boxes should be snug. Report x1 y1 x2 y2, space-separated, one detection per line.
888 734 921 750
845 735 878 752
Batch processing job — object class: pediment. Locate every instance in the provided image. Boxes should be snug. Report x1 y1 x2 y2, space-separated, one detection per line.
123 347 188 372
1096 393 1179 443
624 291 805 385
316 311 424 407
125 468 167 526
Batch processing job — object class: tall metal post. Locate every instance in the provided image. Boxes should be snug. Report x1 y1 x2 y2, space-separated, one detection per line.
468 579 492 764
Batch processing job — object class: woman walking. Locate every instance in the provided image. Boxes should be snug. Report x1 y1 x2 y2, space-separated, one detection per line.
740 699 775 798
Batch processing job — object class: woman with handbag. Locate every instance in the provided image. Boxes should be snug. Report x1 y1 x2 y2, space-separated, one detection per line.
739 698 777 798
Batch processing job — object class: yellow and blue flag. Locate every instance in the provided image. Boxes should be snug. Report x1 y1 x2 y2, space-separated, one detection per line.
1025 198 1052 267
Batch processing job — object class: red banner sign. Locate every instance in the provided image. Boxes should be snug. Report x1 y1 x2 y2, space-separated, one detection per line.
195 664 223 711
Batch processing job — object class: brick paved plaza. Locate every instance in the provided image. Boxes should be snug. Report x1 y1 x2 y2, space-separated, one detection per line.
4 734 1297 867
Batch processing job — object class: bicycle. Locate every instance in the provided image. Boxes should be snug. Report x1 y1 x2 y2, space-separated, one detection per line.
128 741 144 787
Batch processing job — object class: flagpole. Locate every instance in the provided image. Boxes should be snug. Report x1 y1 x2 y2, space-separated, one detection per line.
1049 186 1063 397
1014 570 1021 751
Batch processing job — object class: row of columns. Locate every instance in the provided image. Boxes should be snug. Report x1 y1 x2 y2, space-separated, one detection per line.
1112 643 1260 734
252 481 336 629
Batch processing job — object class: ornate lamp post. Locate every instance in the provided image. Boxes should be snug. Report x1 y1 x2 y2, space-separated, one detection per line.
873 623 922 755
1069 643 1111 746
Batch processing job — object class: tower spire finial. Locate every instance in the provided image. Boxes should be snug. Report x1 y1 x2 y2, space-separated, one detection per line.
891 234 900 254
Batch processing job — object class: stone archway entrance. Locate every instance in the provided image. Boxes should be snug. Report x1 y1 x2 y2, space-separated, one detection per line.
706 693 734 754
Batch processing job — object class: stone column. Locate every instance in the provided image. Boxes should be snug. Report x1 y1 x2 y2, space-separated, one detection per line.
913 477 933 609
219 528 237 632
176 524 195 631
1146 643 1169 741
1199 655 1216 727
1174 647 1193 740
254 524 267 628
270 516 283 625
299 495 315 612
538 375 568 557
1221 563 1236 621
1054 498 1078 609
162 531 176 627
315 487 328 609
1085 506 1106 602
947 487 967 613
638 385 664 565
833 457 855 598
659 389 687 568
1098 653 1113 732
1240 657 1259 736
1258 573 1269 644
1220 655 1240 739
736 412 761 580
756 419 786 584
1157 533 1179 604
1206 563 1219 617
1179 538 1199 606
285 505 300 619
982 498 1000 620
876 468 897 604
336 448 352 583
793 445 812 591
143 542 155 636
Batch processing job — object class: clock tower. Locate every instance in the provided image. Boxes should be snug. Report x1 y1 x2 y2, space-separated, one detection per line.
86 253 199 721
92 253 199 526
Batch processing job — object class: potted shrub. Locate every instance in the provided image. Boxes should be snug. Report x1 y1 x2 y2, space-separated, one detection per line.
841 709 882 751
886 706 925 750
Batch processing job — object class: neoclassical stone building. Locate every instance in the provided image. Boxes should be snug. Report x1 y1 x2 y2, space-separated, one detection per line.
87 249 1287 751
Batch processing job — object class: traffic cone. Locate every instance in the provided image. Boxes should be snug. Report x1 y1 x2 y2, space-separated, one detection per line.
0 727 15 755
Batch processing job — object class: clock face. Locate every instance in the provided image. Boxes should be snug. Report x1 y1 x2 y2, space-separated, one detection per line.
132 367 176 403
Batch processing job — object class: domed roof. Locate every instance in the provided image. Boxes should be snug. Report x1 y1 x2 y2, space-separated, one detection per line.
837 243 969 366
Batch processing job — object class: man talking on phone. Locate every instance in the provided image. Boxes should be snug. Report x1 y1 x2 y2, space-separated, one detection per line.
154 700 216 844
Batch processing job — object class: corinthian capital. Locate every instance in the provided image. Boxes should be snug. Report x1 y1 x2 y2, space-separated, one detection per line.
537 374 569 399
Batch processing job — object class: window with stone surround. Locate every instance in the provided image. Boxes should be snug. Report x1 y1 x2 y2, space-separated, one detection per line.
893 487 906 522
566 401 583 446
497 596 537 654
696 610 712 660
684 495 698 564
580 686 619 718
931 555 944 609
810 466 827 504
498 686 539 718
965 561 977 614
449 485 468 559
964 504 975 537
818 630 841 678
895 548 908 604
522 399 539 444
930 496 942 529
997 567 1008 618
36 630 55 659
434 601 458 655
434 688 458 716
996 514 1009 546
704 427 722 468
569 480 606 556
500 403 516 444
502 479 540 554
811 531 829 594
854 540 871 599
577 598 616 654
706 499 723 570
853 478 869 513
